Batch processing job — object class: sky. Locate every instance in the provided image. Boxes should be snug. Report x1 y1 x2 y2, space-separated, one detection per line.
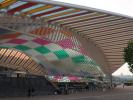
112 63 132 76
52 0 133 18
33 0 133 17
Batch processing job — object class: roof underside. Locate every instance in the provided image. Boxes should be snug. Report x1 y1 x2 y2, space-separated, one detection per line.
0 48 47 76
0 30 103 76
0 0 132 73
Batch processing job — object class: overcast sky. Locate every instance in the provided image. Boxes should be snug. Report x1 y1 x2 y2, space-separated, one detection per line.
34 0 133 17
112 63 132 76
50 0 133 18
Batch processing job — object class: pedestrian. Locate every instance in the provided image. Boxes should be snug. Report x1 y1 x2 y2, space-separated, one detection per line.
31 87 35 96
28 88 31 97
123 83 125 88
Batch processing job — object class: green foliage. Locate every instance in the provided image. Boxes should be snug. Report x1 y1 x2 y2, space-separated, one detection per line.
124 40 133 73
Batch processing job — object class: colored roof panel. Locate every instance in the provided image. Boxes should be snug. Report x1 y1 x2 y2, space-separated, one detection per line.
33 38 51 45
41 8 75 18
72 55 86 64
8 1 27 10
35 46 51 54
57 39 74 49
7 38 27 44
0 32 20 39
7 2 37 14
0 0 17 8
21 4 45 13
32 7 69 18
30 6 61 16
14 45 31 51
22 5 53 15
54 50 69 59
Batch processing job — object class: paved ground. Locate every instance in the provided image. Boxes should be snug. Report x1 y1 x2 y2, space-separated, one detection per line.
1 85 133 100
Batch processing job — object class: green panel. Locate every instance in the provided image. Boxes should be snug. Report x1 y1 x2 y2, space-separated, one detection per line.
0 46 8 48
72 55 86 63
14 45 30 51
54 50 69 59
35 46 51 54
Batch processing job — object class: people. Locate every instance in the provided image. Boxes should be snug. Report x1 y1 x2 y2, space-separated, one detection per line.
27 87 35 97
28 88 31 97
123 83 125 88
31 87 35 96
64 84 68 95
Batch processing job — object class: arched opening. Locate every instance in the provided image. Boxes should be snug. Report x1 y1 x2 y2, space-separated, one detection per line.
0 48 47 77
0 48 57 96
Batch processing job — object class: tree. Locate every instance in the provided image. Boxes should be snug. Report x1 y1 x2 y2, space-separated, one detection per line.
124 40 133 73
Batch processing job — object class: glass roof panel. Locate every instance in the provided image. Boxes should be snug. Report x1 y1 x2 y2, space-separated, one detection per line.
31 6 61 16
40 8 74 18
8 1 27 10
21 4 45 13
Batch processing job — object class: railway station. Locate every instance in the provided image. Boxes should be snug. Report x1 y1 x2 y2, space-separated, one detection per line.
0 0 133 100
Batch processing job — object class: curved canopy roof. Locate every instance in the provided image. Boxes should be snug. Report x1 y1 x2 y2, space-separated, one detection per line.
0 0 132 74
0 28 103 76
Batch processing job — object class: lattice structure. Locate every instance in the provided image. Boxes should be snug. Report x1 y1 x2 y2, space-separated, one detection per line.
0 48 47 76
0 0 107 76
0 32 103 76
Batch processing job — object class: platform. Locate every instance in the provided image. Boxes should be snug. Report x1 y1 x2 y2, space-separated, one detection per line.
1 85 133 100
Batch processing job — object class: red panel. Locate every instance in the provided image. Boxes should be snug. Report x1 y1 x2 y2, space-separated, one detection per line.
30 27 55 36
32 7 69 18
7 2 37 14
33 38 51 45
0 32 20 39
48 12 89 23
